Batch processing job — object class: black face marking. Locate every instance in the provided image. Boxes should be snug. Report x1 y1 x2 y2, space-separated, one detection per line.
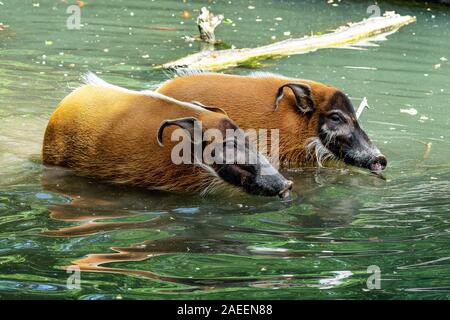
210 130 289 197
315 90 387 171
215 160 289 197
326 91 355 115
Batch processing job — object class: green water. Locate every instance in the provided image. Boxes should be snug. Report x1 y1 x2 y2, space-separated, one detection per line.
0 0 450 299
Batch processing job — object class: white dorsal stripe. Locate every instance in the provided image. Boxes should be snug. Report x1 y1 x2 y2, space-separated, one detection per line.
81 72 205 111
168 68 211 78
168 68 289 80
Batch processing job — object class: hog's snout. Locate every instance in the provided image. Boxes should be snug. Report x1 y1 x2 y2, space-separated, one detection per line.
278 180 293 199
369 155 387 172
247 166 293 198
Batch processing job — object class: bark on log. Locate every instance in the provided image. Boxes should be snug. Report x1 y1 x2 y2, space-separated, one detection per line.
162 11 416 71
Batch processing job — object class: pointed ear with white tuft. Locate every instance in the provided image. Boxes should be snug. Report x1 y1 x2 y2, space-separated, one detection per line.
274 83 315 114
157 117 200 147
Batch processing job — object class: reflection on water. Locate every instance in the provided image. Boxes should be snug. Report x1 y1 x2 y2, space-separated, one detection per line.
0 0 450 299
38 166 364 292
33 165 450 298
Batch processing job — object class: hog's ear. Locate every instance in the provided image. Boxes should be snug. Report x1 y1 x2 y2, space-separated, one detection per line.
274 83 315 114
191 101 229 116
157 117 200 147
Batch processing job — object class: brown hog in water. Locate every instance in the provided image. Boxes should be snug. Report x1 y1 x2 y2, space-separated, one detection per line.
157 71 387 172
42 73 293 198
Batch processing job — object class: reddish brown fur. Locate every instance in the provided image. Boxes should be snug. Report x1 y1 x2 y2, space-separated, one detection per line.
42 83 237 194
157 73 340 166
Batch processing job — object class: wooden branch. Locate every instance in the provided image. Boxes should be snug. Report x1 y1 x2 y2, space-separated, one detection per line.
162 11 416 71
196 7 224 44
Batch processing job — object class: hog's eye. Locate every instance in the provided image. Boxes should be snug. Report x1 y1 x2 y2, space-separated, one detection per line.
329 113 342 123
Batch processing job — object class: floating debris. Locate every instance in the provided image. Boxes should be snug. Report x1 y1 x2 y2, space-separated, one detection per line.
400 108 418 116
182 35 196 42
148 26 178 31
423 142 432 160
356 97 370 119
181 10 190 19
344 66 377 70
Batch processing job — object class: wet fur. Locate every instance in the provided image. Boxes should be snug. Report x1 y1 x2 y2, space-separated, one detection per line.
157 71 340 167
42 74 240 195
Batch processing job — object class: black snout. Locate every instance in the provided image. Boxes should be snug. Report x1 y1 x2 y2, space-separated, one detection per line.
214 136 293 197
278 180 293 199
216 162 293 198
248 172 293 198
369 155 387 172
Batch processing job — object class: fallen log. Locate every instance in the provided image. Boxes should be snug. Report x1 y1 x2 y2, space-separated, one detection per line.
162 11 416 71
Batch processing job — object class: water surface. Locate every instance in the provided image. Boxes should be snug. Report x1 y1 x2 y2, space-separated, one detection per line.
0 0 450 299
